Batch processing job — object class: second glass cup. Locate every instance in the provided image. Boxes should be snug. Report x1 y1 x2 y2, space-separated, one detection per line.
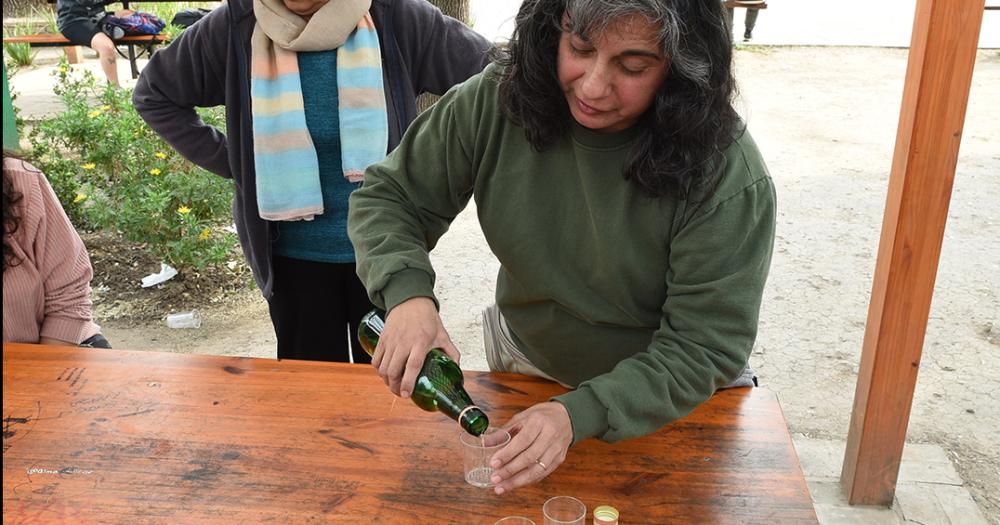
542 496 586 525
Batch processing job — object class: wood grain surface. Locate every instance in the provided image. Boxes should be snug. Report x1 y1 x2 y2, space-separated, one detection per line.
3 344 816 524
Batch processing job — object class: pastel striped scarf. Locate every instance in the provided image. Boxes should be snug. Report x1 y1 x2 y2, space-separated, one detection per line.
251 0 387 221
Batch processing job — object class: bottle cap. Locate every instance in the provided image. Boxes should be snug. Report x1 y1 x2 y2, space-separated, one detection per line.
593 505 619 525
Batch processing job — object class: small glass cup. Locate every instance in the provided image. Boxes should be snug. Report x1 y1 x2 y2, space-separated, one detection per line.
459 428 511 488
494 518 535 525
542 496 586 525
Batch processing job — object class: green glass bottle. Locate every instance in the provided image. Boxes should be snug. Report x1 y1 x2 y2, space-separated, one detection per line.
358 309 490 436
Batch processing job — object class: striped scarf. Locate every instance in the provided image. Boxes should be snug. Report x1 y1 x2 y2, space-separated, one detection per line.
251 0 387 221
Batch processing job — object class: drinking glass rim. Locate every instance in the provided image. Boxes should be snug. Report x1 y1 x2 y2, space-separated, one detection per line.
458 428 511 449
494 517 536 525
542 495 587 523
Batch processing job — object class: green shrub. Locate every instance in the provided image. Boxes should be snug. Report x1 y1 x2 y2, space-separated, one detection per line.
3 42 36 68
4 20 41 68
27 62 239 271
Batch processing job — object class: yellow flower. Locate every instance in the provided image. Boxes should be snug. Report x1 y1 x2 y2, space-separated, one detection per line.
177 206 192 215
59 66 68 73
81 163 96 170
87 109 103 118
154 152 167 159
100 105 111 111
198 228 211 241
149 168 162 176
73 193 88 204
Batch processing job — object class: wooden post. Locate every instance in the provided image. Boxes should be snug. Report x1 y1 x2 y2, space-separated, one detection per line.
841 0 986 506
64 45 83 64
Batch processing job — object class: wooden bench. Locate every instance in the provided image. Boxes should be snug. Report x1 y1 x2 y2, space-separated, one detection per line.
3 0 217 80
724 0 769 9
2 33 165 79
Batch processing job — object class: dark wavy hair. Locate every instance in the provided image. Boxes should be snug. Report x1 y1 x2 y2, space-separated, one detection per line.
496 0 741 200
3 150 24 272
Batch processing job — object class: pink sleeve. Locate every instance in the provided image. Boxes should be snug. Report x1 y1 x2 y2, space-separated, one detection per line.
32 170 101 343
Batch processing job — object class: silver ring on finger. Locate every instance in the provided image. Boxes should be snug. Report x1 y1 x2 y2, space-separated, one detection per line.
535 458 547 470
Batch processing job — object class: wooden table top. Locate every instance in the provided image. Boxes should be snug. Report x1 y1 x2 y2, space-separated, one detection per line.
3 343 817 524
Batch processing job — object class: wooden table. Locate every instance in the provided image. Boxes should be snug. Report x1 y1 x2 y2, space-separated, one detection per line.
3 344 817 524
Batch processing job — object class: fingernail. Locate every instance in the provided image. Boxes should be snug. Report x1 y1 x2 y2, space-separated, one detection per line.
494 486 505 495
491 474 501 484
490 459 500 468
400 390 410 398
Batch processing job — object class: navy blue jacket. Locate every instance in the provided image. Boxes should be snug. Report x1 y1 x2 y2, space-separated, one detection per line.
133 0 492 298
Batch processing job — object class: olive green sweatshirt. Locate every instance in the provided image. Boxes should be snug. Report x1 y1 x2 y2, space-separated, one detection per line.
348 64 776 444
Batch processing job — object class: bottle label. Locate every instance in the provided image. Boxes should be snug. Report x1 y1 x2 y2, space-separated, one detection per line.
365 312 385 335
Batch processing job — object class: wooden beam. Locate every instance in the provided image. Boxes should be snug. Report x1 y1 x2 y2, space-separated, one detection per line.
841 0 986 506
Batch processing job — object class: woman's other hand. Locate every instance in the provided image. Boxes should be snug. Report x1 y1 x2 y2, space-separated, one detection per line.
375 297 459 398
489 401 573 495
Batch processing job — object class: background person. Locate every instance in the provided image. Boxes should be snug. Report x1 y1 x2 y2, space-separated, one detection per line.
724 1 762 42
3 152 110 348
349 0 775 494
133 0 492 364
56 0 132 86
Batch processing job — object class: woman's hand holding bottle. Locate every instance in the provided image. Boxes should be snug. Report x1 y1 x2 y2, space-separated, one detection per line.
374 297 460 398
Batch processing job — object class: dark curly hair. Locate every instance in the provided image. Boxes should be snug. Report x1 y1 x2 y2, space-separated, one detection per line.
3 150 24 272
496 0 741 200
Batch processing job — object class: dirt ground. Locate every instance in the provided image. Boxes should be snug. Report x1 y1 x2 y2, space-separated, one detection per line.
96 47 1000 521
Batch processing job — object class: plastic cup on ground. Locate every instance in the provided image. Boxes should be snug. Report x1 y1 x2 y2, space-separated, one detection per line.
166 310 202 329
460 428 511 488
542 496 586 525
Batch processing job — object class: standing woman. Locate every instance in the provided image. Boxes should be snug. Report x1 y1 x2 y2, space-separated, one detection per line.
3 152 110 348
349 0 775 493
134 0 492 363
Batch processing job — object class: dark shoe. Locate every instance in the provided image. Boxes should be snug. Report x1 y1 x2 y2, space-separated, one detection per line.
743 31 753 41
80 333 112 349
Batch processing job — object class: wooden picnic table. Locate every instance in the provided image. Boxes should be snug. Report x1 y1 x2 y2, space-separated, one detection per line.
2 343 817 524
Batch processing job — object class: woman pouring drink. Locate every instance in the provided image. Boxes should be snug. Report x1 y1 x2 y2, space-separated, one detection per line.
348 0 775 495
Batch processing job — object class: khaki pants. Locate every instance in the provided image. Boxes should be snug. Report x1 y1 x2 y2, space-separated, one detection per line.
481 304 756 389
482 304 571 387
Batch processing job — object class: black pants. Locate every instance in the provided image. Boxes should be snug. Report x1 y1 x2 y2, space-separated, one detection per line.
267 256 374 363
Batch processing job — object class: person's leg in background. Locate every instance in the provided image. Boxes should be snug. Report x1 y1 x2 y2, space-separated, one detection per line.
89 32 119 86
343 264 374 365
267 256 375 363
744 8 760 41
268 256 353 362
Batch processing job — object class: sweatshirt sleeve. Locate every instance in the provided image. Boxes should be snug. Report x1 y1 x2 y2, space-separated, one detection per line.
347 73 483 311
392 0 493 96
31 170 101 344
556 151 776 444
132 5 231 178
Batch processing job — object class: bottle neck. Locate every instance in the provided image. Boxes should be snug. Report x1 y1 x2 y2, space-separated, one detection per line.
358 309 387 357
459 406 489 436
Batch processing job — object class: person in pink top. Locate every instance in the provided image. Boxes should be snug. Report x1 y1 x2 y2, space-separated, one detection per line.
2 152 109 348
